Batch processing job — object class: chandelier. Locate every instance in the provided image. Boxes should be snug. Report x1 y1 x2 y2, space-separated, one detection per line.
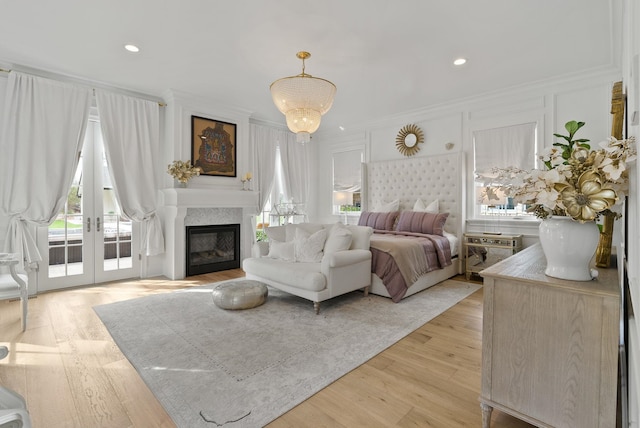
270 51 336 143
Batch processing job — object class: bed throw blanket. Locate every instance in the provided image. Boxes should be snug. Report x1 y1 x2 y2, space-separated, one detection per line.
370 231 452 302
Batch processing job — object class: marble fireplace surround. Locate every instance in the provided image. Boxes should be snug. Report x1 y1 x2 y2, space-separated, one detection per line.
161 188 258 280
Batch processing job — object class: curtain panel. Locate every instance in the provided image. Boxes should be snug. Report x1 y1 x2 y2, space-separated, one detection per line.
280 134 309 208
95 90 164 256
0 72 92 269
250 124 280 214
473 122 537 179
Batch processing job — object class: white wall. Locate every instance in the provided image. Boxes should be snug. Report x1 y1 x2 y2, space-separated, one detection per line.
0 75 7 251
621 0 640 425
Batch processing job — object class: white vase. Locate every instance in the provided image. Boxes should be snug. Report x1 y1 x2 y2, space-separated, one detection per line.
538 216 600 281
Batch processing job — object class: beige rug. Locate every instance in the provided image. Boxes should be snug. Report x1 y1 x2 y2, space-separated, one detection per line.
94 279 480 427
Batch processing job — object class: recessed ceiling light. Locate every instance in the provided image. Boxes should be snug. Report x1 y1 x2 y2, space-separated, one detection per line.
124 44 140 53
339 126 345 131
453 58 467 66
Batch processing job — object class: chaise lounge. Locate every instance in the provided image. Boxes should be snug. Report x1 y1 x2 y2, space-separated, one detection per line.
242 222 373 314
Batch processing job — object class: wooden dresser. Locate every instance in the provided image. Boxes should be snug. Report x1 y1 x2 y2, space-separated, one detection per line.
479 244 619 428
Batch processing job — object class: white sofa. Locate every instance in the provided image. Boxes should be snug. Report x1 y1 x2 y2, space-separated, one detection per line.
242 222 373 314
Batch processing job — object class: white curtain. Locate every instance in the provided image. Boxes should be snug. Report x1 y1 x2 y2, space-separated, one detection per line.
95 90 164 256
280 134 309 206
251 124 281 213
474 122 537 179
0 72 92 269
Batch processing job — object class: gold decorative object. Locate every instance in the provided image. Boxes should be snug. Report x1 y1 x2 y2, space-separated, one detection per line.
395 124 424 156
595 81 625 268
167 160 200 185
595 211 616 268
270 51 336 143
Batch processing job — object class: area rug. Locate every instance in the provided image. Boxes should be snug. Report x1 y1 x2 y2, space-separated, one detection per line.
94 279 480 427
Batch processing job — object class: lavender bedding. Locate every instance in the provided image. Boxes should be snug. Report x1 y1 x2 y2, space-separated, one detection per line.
369 230 452 302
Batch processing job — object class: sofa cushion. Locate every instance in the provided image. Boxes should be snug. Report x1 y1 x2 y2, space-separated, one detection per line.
294 228 328 262
324 223 353 254
242 257 326 292
286 223 325 242
265 225 286 242
267 240 295 261
346 224 373 250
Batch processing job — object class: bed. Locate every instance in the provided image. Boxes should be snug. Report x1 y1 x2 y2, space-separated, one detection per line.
361 152 464 301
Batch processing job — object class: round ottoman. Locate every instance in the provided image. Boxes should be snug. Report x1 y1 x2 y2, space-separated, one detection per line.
212 280 268 310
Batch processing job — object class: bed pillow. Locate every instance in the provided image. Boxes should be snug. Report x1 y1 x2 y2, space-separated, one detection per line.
267 240 295 261
373 199 399 212
294 227 328 262
395 211 449 236
323 223 353 254
413 198 439 213
357 211 399 231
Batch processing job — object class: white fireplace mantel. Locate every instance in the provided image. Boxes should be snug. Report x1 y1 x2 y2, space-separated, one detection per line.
161 188 259 279
162 188 258 208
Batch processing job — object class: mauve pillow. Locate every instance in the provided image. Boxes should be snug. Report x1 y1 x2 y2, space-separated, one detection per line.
395 211 449 236
357 211 399 231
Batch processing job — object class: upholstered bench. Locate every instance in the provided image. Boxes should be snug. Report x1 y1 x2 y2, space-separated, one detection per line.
212 280 268 310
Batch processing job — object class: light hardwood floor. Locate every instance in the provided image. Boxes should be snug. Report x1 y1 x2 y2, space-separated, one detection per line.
0 270 533 428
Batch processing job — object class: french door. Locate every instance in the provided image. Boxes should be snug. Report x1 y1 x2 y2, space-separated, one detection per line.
36 119 139 291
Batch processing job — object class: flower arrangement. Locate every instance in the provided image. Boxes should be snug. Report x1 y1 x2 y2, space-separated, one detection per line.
489 120 636 222
167 160 201 184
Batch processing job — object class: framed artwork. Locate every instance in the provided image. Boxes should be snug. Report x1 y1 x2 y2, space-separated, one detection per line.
191 115 237 177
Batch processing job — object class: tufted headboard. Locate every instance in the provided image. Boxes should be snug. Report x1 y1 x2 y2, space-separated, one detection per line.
362 152 465 237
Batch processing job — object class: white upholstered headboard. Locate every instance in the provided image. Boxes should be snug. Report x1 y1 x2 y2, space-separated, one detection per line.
362 152 465 237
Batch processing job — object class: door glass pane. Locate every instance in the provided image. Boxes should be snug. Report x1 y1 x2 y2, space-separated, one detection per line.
48 162 84 278
101 147 132 272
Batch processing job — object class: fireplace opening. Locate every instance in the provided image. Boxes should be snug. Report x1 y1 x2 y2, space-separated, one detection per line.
186 224 240 276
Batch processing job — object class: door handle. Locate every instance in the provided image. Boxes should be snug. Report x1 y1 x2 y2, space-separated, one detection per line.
87 217 91 232
96 217 101 232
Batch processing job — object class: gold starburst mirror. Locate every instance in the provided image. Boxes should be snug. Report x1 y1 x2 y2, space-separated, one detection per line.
395 124 424 156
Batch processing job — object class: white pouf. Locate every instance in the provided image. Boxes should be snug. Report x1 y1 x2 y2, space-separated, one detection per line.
212 280 268 310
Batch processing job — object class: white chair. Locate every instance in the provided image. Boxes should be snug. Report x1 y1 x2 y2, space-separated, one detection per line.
0 347 32 428
0 254 29 332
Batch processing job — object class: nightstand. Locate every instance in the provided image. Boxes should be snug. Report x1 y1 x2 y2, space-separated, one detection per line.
464 233 522 280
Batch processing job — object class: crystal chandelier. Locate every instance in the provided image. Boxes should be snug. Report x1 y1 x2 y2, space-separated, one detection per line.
270 51 336 143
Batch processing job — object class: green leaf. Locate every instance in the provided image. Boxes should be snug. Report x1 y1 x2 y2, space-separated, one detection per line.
565 120 580 134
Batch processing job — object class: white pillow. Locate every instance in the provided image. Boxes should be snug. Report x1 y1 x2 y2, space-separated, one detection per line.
265 225 286 242
294 228 328 262
267 240 295 261
374 199 399 212
285 223 324 242
324 223 353 254
413 198 439 213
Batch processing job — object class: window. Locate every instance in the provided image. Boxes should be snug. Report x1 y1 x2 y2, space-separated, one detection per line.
255 147 306 238
473 122 537 217
332 148 364 215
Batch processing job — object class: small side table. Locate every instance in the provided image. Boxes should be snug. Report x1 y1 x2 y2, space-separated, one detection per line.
0 254 28 331
464 233 522 280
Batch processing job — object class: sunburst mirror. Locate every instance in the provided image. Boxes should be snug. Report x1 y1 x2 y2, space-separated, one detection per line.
395 124 424 156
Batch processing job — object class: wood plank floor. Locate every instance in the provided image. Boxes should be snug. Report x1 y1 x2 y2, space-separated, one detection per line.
0 270 533 427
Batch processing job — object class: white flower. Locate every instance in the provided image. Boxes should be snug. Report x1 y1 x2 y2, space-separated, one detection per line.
488 121 636 220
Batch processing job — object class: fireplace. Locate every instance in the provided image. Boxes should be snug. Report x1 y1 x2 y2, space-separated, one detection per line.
186 224 240 276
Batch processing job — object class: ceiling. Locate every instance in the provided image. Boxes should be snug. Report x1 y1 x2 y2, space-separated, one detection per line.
0 0 621 133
